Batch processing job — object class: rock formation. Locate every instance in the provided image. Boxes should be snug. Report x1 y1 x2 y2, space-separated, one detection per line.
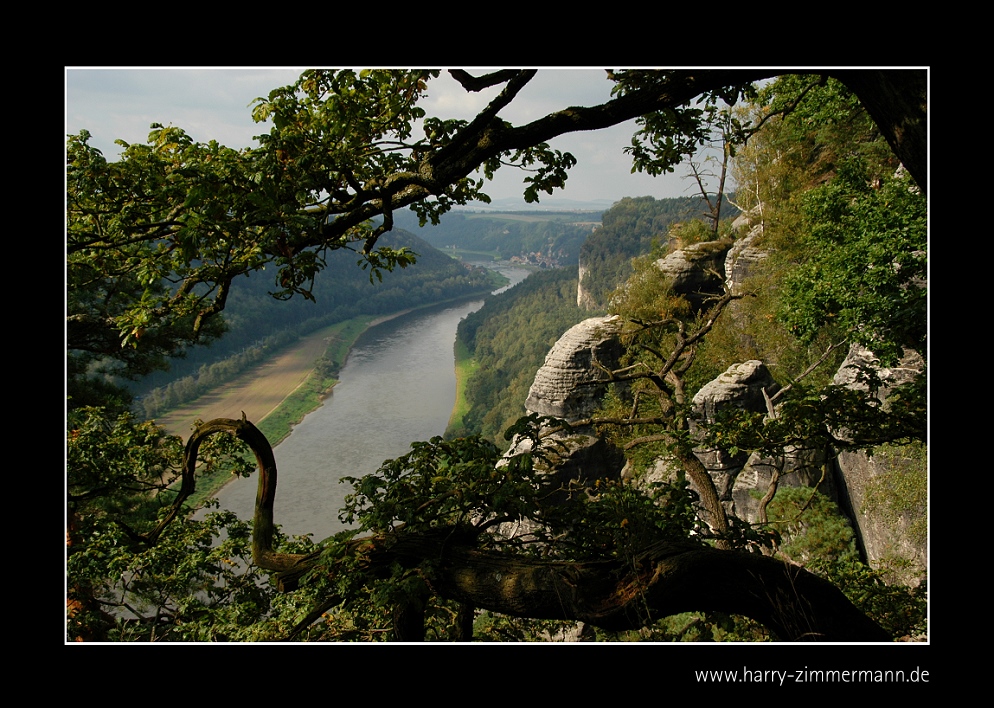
524 315 625 421
688 360 836 522
518 234 924 588
497 316 629 555
504 315 630 500
653 238 733 311
576 262 598 310
831 345 927 584
690 361 778 508
724 228 767 296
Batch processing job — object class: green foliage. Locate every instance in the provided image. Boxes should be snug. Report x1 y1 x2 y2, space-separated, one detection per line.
67 406 315 641
686 81 920 398
67 126 259 356
667 218 720 248
757 76 897 183
472 611 578 642
340 416 689 551
314 418 705 638
833 564 927 640
700 377 924 463
251 70 439 218
610 70 756 177
68 407 185 533
454 267 586 445
364 421 778 641
563 476 699 562
608 244 691 322
252 70 580 226
862 441 928 548
732 76 897 213
294 410 782 641
519 146 578 204
779 161 927 365
595 612 771 642
578 196 712 309
101 511 274 642
764 487 860 571
340 435 505 534
682 75 927 457
761 487 926 639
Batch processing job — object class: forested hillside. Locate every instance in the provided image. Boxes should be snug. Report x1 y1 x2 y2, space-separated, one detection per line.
393 208 597 265
445 194 741 448
131 230 496 416
449 266 587 445
577 195 738 309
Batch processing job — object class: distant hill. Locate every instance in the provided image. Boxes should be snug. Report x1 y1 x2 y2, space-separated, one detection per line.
577 195 738 310
459 196 616 212
451 266 586 446
133 230 496 396
393 208 600 266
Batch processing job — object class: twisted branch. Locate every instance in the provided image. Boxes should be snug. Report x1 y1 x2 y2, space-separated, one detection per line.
172 416 887 642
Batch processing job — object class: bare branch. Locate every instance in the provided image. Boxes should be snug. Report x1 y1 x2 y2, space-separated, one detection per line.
447 69 523 92
769 338 849 405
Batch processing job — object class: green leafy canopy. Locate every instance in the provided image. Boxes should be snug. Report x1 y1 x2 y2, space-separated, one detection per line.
779 160 927 365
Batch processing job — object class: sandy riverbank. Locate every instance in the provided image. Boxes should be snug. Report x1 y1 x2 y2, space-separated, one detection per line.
155 307 425 440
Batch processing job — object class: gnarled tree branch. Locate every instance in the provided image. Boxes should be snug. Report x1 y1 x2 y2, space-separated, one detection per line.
199 417 885 641
288 529 889 641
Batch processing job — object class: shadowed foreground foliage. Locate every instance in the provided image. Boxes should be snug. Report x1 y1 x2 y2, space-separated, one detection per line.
173 416 890 642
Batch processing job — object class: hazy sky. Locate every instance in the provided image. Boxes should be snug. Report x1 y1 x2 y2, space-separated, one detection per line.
65 67 711 208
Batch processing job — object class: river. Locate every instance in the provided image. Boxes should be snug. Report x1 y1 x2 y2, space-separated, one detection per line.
210 264 530 543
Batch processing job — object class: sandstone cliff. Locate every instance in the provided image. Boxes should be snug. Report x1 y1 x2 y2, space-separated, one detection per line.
524 315 624 421
517 314 628 493
517 232 926 585
831 345 927 584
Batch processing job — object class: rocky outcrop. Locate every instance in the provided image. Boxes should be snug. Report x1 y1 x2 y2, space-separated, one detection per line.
688 361 780 507
832 345 927 584
721 209 770 354
525 315 625 421
496 317 631 563
689 361 833 520
724 228 768 296
625 360 834 525
503 316 630 512
576 262 598 310
834 445 926 585
731 446 833 523
504 430 625 504
521 231 925 587
654 239 733 311
691 360 779 423
831 344 924 393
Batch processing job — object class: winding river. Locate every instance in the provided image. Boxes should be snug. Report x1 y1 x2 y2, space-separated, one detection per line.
210 264 530 543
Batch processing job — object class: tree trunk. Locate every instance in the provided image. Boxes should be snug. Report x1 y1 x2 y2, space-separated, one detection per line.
392 583 429 642
327 532 890 642
456 603 476 641
208 415 888 642
833 70 928 195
